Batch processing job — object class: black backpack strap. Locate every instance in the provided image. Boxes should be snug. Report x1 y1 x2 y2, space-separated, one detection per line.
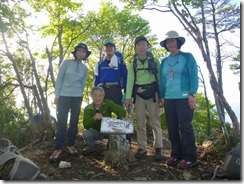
132 56 137 103
148 57 160 101
117 56 123 85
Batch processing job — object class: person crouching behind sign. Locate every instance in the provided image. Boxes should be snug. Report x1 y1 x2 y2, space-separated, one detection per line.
82 86 126 154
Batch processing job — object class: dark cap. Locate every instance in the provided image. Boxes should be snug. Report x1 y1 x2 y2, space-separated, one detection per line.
134 36 149 46
71 43 91 58
104 40 116 47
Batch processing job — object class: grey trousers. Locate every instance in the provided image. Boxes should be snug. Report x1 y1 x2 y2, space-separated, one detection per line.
134 93 163 150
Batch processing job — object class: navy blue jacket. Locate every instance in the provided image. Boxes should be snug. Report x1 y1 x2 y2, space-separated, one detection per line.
94 54 127 93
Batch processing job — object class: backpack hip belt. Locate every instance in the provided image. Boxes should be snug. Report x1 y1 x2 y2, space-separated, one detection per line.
99 82 120 88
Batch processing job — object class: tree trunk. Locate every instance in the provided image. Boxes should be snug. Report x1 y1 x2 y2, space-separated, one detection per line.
170 1 240 140
198 66 211 136
45 47 56 88
0 31 33 119
197 33 240 137
27 47 52 125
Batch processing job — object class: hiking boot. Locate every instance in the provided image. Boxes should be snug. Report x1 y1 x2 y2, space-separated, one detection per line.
135 149 147 158
166 156 180 166
154 148 164 161
64 146 78 156
177 159 198 169
49 149 63 163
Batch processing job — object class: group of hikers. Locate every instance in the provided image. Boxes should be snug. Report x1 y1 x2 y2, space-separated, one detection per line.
50 30 199 170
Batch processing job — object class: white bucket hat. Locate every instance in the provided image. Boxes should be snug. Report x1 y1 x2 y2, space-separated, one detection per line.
160 30 185 48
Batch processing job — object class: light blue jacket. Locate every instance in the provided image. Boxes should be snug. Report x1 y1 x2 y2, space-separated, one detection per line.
55 59 88 97
160 51 198 99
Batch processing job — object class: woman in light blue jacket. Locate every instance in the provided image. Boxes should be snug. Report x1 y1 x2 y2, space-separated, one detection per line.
159 30 198 169
49 43 91 163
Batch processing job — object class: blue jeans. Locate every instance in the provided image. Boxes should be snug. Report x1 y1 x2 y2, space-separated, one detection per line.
164 98 197 163
55 96 82 149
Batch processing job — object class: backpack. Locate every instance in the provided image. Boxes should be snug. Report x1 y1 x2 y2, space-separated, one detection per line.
33 112 42 123
0 138 41 180
222 143 240 179
114 51 124 61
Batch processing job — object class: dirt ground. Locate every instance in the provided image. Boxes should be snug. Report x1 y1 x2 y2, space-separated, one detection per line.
23 132 239 181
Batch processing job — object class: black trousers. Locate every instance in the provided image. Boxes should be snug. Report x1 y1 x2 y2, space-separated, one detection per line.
164 98 197 162
102 85 123 106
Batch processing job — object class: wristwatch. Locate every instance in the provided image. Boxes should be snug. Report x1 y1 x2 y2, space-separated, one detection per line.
190 94 196 98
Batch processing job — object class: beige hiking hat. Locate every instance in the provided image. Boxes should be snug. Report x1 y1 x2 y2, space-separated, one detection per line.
160 30 185 49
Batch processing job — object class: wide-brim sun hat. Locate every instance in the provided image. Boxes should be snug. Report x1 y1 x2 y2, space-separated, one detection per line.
71 43 91 58
104 40 116 47
160 30 185 48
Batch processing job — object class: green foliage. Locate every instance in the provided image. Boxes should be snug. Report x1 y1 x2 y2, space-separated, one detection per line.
159 108 167 131
204 132 240 159
193 93 221 143
0 0 30 37
85 1 153 61
0 57 35 147
230 51 240 75
119 0 150 9
0 94 33 147
0 118 34 148
29 0 83 14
